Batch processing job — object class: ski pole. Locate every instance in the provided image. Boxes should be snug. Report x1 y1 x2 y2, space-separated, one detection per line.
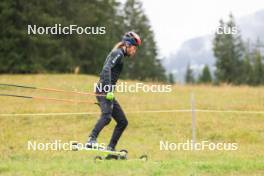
0 83 105 97
0 93 96 104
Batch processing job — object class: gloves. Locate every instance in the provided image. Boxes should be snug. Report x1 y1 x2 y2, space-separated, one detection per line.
106 92 114 101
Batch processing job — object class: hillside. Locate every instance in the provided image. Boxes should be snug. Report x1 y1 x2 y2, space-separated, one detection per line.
0 74 264 176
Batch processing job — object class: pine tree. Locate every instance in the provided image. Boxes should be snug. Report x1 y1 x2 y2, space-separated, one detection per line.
242 39 264 85
251 49 263 85
168 73 175 84
213 14 244 84
242 40 254 85
243 53 253 85
185 64 195 84
198 65 212 83
122 0 166 81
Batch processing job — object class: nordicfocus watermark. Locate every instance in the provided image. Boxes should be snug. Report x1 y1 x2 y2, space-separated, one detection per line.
28 24 106 35
94 82 172 93
27 140 106 151
216 26 237 35
160 140 238 151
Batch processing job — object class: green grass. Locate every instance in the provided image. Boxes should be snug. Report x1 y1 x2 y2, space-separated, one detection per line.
0 74 264 176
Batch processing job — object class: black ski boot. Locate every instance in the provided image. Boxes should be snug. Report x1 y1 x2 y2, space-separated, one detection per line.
106 146 115 151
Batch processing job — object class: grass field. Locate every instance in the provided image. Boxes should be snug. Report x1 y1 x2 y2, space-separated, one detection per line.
0 74 264 176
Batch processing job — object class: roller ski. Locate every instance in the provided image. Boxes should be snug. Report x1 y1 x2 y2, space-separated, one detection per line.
71 141 128 161
92 147 148 162
71 141 148 162
91 147 148 162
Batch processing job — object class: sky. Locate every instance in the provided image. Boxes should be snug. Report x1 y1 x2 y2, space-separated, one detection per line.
138 0 264 58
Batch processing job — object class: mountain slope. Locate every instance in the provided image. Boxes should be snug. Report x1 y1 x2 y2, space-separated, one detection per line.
164 9 264 83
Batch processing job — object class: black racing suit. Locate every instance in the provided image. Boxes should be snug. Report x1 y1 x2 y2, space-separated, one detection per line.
89 48 128 149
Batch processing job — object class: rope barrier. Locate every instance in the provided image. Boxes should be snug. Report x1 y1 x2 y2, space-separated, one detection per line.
0 109 264 117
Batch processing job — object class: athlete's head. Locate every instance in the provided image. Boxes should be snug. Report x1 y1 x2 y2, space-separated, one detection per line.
122 31 141 57
112 31 141 57
122 31 141 46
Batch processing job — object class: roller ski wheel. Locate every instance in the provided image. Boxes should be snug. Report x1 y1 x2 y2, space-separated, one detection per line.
94 156 103 163
139 154 148 161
